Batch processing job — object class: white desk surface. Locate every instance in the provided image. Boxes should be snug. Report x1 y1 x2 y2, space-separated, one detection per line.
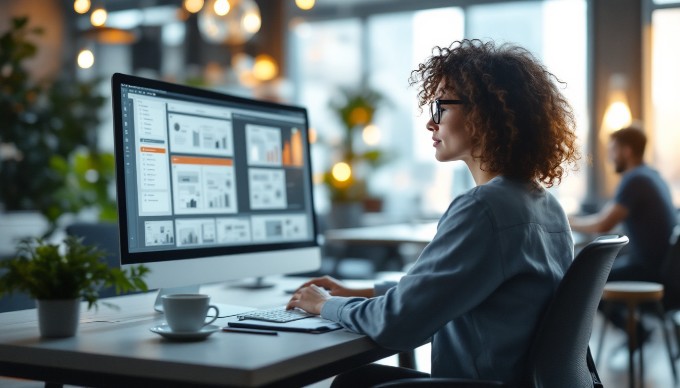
0 277 392 387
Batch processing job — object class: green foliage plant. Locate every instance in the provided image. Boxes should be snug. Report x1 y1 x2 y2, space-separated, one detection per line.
0 17 113 235
0 236 149 310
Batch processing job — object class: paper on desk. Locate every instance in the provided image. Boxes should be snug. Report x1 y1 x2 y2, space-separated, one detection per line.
227 316 342 334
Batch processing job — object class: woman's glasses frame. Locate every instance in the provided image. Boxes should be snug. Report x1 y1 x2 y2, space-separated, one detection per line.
430 99 465 124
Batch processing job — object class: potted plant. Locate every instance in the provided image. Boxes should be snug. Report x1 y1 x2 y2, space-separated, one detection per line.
0 16 115 240
323 87 390 227
0 236 150 337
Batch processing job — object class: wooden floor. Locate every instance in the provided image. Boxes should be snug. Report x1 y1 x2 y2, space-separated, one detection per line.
2 313 678 388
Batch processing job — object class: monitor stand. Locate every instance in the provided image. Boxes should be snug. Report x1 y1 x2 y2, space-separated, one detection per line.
153 286 255 318
229 276 276 290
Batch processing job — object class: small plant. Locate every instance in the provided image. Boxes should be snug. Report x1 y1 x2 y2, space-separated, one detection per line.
0 236 149 309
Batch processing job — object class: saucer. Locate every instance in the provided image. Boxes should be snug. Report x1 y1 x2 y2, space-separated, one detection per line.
150 324 220 341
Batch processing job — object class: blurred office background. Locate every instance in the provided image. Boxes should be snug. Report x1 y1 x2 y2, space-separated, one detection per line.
1 2 680 385
0 0 679 239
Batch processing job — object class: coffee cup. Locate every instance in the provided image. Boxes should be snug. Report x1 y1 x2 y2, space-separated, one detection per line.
161 294 219 333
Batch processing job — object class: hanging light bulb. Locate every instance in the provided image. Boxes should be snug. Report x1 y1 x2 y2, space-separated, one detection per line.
295 0 315 11
198 0 261 45
77 49 95 69
253 54 278 82
73 0 91 14
242 8 261 34
184 0 204 14
90 8 108 27
214 0 230 16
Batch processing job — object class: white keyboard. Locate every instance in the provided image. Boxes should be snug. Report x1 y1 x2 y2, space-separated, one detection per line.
236 307 314 323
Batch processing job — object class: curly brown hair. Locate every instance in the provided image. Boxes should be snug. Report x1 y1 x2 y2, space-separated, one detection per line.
410 39 580 187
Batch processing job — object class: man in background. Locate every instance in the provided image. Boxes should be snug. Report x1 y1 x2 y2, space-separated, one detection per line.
570 125 677 340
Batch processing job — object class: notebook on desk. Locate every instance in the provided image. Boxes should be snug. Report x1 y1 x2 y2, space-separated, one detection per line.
227 316 342 334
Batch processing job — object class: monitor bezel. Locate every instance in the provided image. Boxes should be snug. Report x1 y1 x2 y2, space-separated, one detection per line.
111 72 320 268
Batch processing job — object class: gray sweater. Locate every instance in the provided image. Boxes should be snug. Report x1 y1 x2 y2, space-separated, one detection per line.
321 176 573 384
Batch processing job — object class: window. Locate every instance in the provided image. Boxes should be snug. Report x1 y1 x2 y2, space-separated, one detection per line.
289 1 588 218
464 0 588 213
649 6 680 205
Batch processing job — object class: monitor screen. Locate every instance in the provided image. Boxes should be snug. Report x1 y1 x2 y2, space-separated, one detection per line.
111 73 321 291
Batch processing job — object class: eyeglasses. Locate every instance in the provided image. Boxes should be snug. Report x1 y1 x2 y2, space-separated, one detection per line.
430 99 465 124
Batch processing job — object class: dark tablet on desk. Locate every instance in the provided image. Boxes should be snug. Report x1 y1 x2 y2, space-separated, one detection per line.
227 317 342 334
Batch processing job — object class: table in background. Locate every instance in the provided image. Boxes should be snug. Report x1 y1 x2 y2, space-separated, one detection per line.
325 222 593 271
0 276 393 387
323 222 437 274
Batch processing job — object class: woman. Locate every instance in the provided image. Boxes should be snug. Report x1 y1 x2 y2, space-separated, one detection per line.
287 39 580 386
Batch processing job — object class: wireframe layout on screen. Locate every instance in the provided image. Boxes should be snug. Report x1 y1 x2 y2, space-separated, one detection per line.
111 73 321 312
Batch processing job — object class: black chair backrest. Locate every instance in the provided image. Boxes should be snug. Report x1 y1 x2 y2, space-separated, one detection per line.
65 222 121 298
526 234 628 388
661 226 680 310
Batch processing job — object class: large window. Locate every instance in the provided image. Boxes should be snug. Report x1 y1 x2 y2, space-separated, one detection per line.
464 1 588 213
649 6 680 205
289 0 588 219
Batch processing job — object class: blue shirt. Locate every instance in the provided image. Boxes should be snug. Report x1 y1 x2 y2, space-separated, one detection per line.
321 176 573 384
614 164 677 273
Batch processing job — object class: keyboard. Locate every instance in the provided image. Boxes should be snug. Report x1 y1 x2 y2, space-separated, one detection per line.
236 307 314 323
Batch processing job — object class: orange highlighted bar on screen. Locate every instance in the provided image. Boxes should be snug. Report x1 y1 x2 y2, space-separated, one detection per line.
291 129 303 166
171 156 233 166
282 129 303 167
140 146 166 154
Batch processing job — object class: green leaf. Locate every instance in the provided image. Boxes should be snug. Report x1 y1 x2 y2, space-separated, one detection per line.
0 237 150 310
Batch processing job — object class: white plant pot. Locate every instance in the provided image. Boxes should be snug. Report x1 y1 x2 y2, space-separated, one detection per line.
36 299 81 338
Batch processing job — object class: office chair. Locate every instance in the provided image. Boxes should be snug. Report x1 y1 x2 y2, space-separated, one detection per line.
0 284 35 312
65 222 121 298
665 226 680 358
375 234 629 388
662 225 680 314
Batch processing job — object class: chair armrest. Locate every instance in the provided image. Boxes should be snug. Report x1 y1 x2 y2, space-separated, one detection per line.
374 378 506 387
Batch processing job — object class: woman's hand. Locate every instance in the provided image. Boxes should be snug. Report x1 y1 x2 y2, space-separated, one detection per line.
286 275 375 315
286 284 331 315
294 275 374 298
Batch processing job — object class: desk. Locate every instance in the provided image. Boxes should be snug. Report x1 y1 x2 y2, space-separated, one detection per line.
0 277 393 387
324 222 594 272
324 222 437 273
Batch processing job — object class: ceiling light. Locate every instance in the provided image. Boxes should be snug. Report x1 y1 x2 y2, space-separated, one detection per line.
77 49 95 69
253 54 278 81
295 0 315 11
73 0 91 14
184 0 204 13
214 0 230 16
198 0 261 45
90 8 108 27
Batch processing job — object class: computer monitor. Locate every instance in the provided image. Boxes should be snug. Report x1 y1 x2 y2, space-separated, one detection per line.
111 73 321 312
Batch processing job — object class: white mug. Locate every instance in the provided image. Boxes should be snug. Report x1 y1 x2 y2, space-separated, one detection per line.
161 294 219 332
